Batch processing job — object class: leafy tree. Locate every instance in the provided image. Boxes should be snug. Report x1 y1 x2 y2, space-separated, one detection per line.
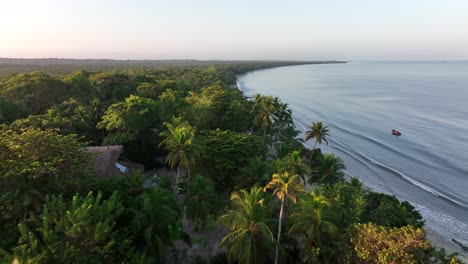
91 71 135 102
309 153 345 185
323 181 366 230
197 129 265 192
0 128 95 198
136 82 164 99
351 223 430 264
159 117 199 193
362 192 425 228
0 96 26 123
98 95 159 165
264 172 304 264
14 192 133 263
305 121 330 161
220 186 275 264
289 189 338 263
0 71 71 114
158 88 186 123
185 85 250 132
98 95 159 143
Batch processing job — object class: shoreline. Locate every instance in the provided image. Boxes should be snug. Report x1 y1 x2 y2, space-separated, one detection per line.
235 71 468 263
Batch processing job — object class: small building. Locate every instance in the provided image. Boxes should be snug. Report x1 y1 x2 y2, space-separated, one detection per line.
85 145 144 178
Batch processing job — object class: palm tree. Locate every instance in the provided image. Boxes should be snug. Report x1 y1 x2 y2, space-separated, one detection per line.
220 186 275 264
264 172 304 264
185 175 219 226
289 188 338 255
305 121 330 161
238 156 271 189
309 153 345 185
273 150 312 184
253 95 277 142
130 187 182 261
272 101 293 143
159 117 199 194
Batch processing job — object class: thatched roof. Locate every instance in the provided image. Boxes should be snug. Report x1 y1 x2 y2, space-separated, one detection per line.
85 145 124 178
85 145 145 178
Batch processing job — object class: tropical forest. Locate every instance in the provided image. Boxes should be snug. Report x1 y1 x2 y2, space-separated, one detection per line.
0 60 463 263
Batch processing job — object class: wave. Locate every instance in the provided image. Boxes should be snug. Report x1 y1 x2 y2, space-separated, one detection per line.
329 122 449 171
295 117 468 208
355 151 468 208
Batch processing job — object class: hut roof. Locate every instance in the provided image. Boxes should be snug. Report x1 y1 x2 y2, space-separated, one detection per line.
85 145 123 178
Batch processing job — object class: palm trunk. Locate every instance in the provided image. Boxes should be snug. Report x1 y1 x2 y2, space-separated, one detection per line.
309 140 318 162
187 165 191 197
175 164 181 193
263 126 267 142
275 197 285 264
276 127 281 142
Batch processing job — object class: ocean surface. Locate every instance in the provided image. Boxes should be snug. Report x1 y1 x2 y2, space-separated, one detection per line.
237 62 468 242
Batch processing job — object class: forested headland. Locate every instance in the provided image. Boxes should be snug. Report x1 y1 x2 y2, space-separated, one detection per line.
0 60 462 263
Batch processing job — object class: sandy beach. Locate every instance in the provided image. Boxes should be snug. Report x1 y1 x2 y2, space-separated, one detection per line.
425 225 468 263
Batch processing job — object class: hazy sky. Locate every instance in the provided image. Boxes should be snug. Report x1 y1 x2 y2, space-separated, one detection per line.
1 0 468 60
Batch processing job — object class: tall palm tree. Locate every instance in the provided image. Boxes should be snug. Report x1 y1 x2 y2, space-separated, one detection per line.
253 95 277 142
289 188 338 253
185 175 218 226
264 172 304 264
220 186 275 264
309 153 345 185
238 156 271 189
130 187 182 261
273 150 312 184
305 121 330 160
272 101 293 143
159 117 199 194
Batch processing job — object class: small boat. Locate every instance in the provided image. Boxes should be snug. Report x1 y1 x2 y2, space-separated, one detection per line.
392 129 402 136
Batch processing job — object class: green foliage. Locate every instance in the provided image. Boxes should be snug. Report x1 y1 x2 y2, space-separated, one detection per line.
99 95 160 165
0 71 71 114
185 85 250 132
197 129 265 192
323 181 367 229
220 186 275 264
14 191 133 263
362 192 425 228
0 128 95 197
99 95 159 137
0 96 26 123
136 82 164 99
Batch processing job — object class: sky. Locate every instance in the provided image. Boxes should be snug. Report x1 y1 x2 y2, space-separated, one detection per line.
1 0 468 61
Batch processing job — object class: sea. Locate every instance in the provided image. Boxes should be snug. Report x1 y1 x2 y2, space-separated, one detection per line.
237 61 468 242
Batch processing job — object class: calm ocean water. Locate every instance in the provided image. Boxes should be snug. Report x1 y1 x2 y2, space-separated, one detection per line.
238 62 468 241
